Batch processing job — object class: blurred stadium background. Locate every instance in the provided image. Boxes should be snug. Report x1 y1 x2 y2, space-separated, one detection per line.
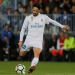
0 0 75 62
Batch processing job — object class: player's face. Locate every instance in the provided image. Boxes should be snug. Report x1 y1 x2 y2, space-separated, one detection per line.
32 7 40 16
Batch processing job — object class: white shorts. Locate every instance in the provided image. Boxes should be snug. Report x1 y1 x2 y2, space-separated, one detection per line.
21 40 42 52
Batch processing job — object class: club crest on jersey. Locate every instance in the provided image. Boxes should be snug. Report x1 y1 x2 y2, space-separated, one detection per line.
31 16 34 21
41 18 43 22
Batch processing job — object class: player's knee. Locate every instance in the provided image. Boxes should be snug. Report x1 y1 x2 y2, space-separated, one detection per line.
19 51 26 57
33 48 42 58
34 53 40 58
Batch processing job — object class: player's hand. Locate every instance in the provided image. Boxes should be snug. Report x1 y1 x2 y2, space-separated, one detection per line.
62 25 70 32
18 41 23 48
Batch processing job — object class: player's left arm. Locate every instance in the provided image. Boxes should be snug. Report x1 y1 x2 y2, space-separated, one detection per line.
45 15 70 31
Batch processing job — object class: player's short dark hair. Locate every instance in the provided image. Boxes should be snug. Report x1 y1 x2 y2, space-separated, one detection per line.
32 2 42 9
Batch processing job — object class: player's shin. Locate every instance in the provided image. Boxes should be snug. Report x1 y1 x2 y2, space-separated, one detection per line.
28 48 41 73
31 57 39 67
28 57 39 73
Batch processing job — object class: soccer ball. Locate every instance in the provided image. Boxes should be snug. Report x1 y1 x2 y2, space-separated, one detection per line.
15 64 26 74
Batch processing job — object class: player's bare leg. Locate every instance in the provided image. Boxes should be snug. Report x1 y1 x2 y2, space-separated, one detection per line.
28 48 42 74
19 51 27 61
19 51 27 56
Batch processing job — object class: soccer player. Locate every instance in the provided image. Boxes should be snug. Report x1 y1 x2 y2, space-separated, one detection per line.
18 2 70 73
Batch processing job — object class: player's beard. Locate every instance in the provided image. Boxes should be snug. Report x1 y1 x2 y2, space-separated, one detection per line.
33 13 38 16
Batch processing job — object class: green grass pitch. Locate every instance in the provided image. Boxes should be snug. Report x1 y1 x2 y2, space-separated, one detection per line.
0 61 75 75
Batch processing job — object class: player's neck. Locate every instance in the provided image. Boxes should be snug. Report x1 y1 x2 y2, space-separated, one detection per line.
33 13 40 17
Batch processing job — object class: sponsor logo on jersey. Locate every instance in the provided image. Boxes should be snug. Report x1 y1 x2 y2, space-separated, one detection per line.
31 23 43 28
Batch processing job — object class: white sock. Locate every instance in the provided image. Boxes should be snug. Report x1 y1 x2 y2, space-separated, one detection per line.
31 57 39 67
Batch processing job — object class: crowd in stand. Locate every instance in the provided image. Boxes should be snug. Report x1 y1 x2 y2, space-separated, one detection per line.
0 0 75 61
0 0 72 31
6 0 75 14
0 0 75 31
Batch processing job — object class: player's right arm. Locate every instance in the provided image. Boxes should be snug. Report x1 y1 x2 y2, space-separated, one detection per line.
18 16 29 47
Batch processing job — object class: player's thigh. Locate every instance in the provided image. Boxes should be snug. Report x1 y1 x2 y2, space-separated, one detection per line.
33 47 42 57
19 51 26 56
32 41 42 57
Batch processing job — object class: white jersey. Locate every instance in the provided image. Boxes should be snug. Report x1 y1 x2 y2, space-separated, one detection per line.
20 13 64 42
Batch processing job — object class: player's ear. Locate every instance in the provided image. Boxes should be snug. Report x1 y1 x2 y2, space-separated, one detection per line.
38 9 41 13
39 9 41 13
